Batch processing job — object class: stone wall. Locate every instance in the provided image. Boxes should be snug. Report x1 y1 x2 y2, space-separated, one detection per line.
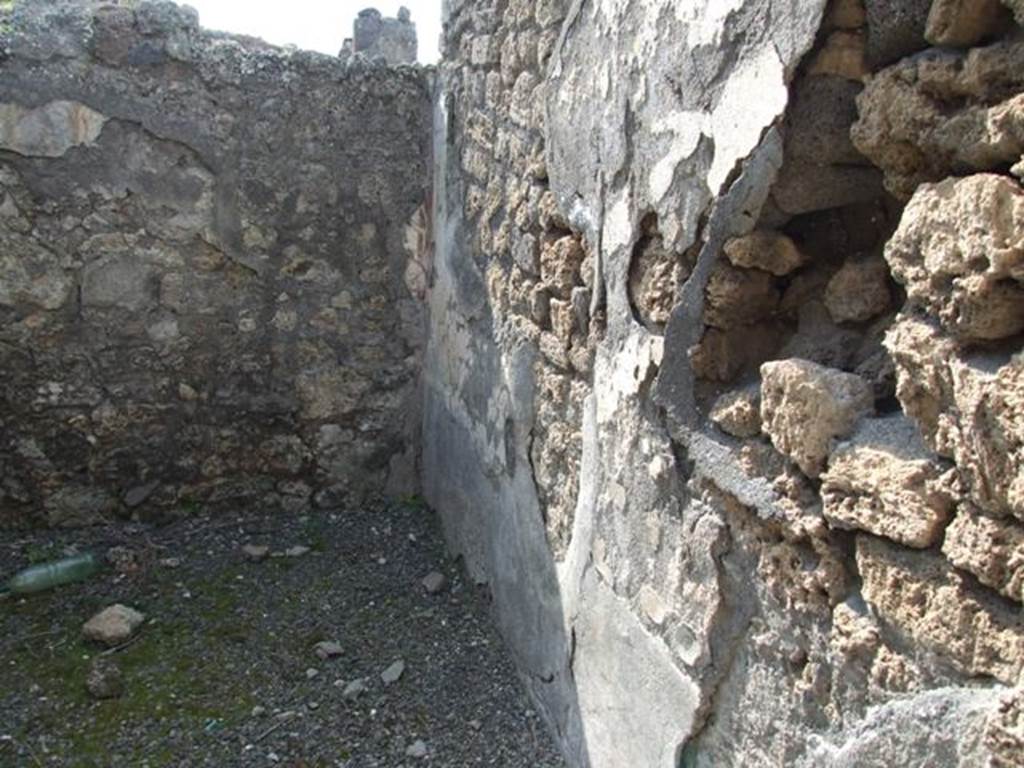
340 7 417 65
0 1 432 527
425 0 1024 766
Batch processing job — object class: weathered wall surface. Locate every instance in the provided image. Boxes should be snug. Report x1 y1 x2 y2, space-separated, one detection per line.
0 1 431 527
425 0 1024 766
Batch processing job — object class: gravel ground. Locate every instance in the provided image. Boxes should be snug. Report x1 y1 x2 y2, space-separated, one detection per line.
0 500 565 767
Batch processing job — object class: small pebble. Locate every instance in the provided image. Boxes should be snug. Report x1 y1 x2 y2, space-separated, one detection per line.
422 571 447 594
251 706 266 718
343 679 367 699
406 740 428 758
381 660 405 686
85 659 123 699
314 640 343 660
242 544 270 561
305 668 320 680
286 545 311 558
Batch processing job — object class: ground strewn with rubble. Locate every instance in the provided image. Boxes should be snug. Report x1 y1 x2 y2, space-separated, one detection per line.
0 501 563 767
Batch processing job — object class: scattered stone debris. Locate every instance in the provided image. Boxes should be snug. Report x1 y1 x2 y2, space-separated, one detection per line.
82 604 145 647
242 544 270 562
284 546 311 558
406 739 429 758
381 660 406 686
343 678 368 700
313 641 343 660
85 658 124 699
422 571 448 594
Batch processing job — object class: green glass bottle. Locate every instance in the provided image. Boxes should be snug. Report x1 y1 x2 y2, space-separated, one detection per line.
2 553 101 595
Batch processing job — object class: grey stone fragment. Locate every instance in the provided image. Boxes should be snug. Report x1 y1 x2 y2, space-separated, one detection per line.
123 481 159 508
863 0 931 67
801 687 1001 767
381 660 405 685
86 659 124 699
405 740 428 758
421 571 448 594
313 641 343 660
242 544 270 562
342 678 367 699
82 604 145 647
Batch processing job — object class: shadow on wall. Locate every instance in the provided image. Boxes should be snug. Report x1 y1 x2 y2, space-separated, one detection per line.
420 89 592 766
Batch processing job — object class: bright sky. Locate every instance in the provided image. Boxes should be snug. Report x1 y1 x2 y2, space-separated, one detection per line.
177 0 442 63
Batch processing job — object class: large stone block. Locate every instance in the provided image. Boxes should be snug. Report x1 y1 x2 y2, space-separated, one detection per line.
760 358 874 478
858 536 1024 684
852 41 1024 199
886 315 1024 520
822 415 954 547
0 101 106 158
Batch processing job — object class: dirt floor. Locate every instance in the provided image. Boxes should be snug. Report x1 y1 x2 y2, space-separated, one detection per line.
0 499 565 767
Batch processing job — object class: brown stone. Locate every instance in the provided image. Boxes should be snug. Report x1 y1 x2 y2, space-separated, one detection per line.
821 416 954 547
886 315 1024 520
943 509 1024 603
885 174 1024 342
760 358 874 478
925 0 1011 47
722 230 807 276
703 262 780 330
857 535 1024 685
824 255 892 324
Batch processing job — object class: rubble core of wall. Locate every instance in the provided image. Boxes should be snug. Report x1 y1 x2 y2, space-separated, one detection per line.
425 0 1024 766
0 0 432 527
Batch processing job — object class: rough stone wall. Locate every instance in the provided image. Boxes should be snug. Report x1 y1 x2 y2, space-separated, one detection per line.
425 0 1024 766
0 1 432 527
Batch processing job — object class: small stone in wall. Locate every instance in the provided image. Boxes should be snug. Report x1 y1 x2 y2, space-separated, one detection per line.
863 0 931 68
703 262 780 330
760 358 874 478
885 174 1024 342
82 604 145 647
540 235 586 299
821 415 955 547
825 0 867 29
824 256 892 324
723 230 807 277
710 386 762 438
943 509 1024 603
925 0 1011 47
808 30 869 80
852 46 1024 199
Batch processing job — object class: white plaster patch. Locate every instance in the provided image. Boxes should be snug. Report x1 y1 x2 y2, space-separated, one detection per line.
649 111 707 203
603 186 634 253
575 573 700 768
707 45 788 193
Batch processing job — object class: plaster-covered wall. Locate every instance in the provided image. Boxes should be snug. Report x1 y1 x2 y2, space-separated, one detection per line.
424 0 1024 765
0 1 431 527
